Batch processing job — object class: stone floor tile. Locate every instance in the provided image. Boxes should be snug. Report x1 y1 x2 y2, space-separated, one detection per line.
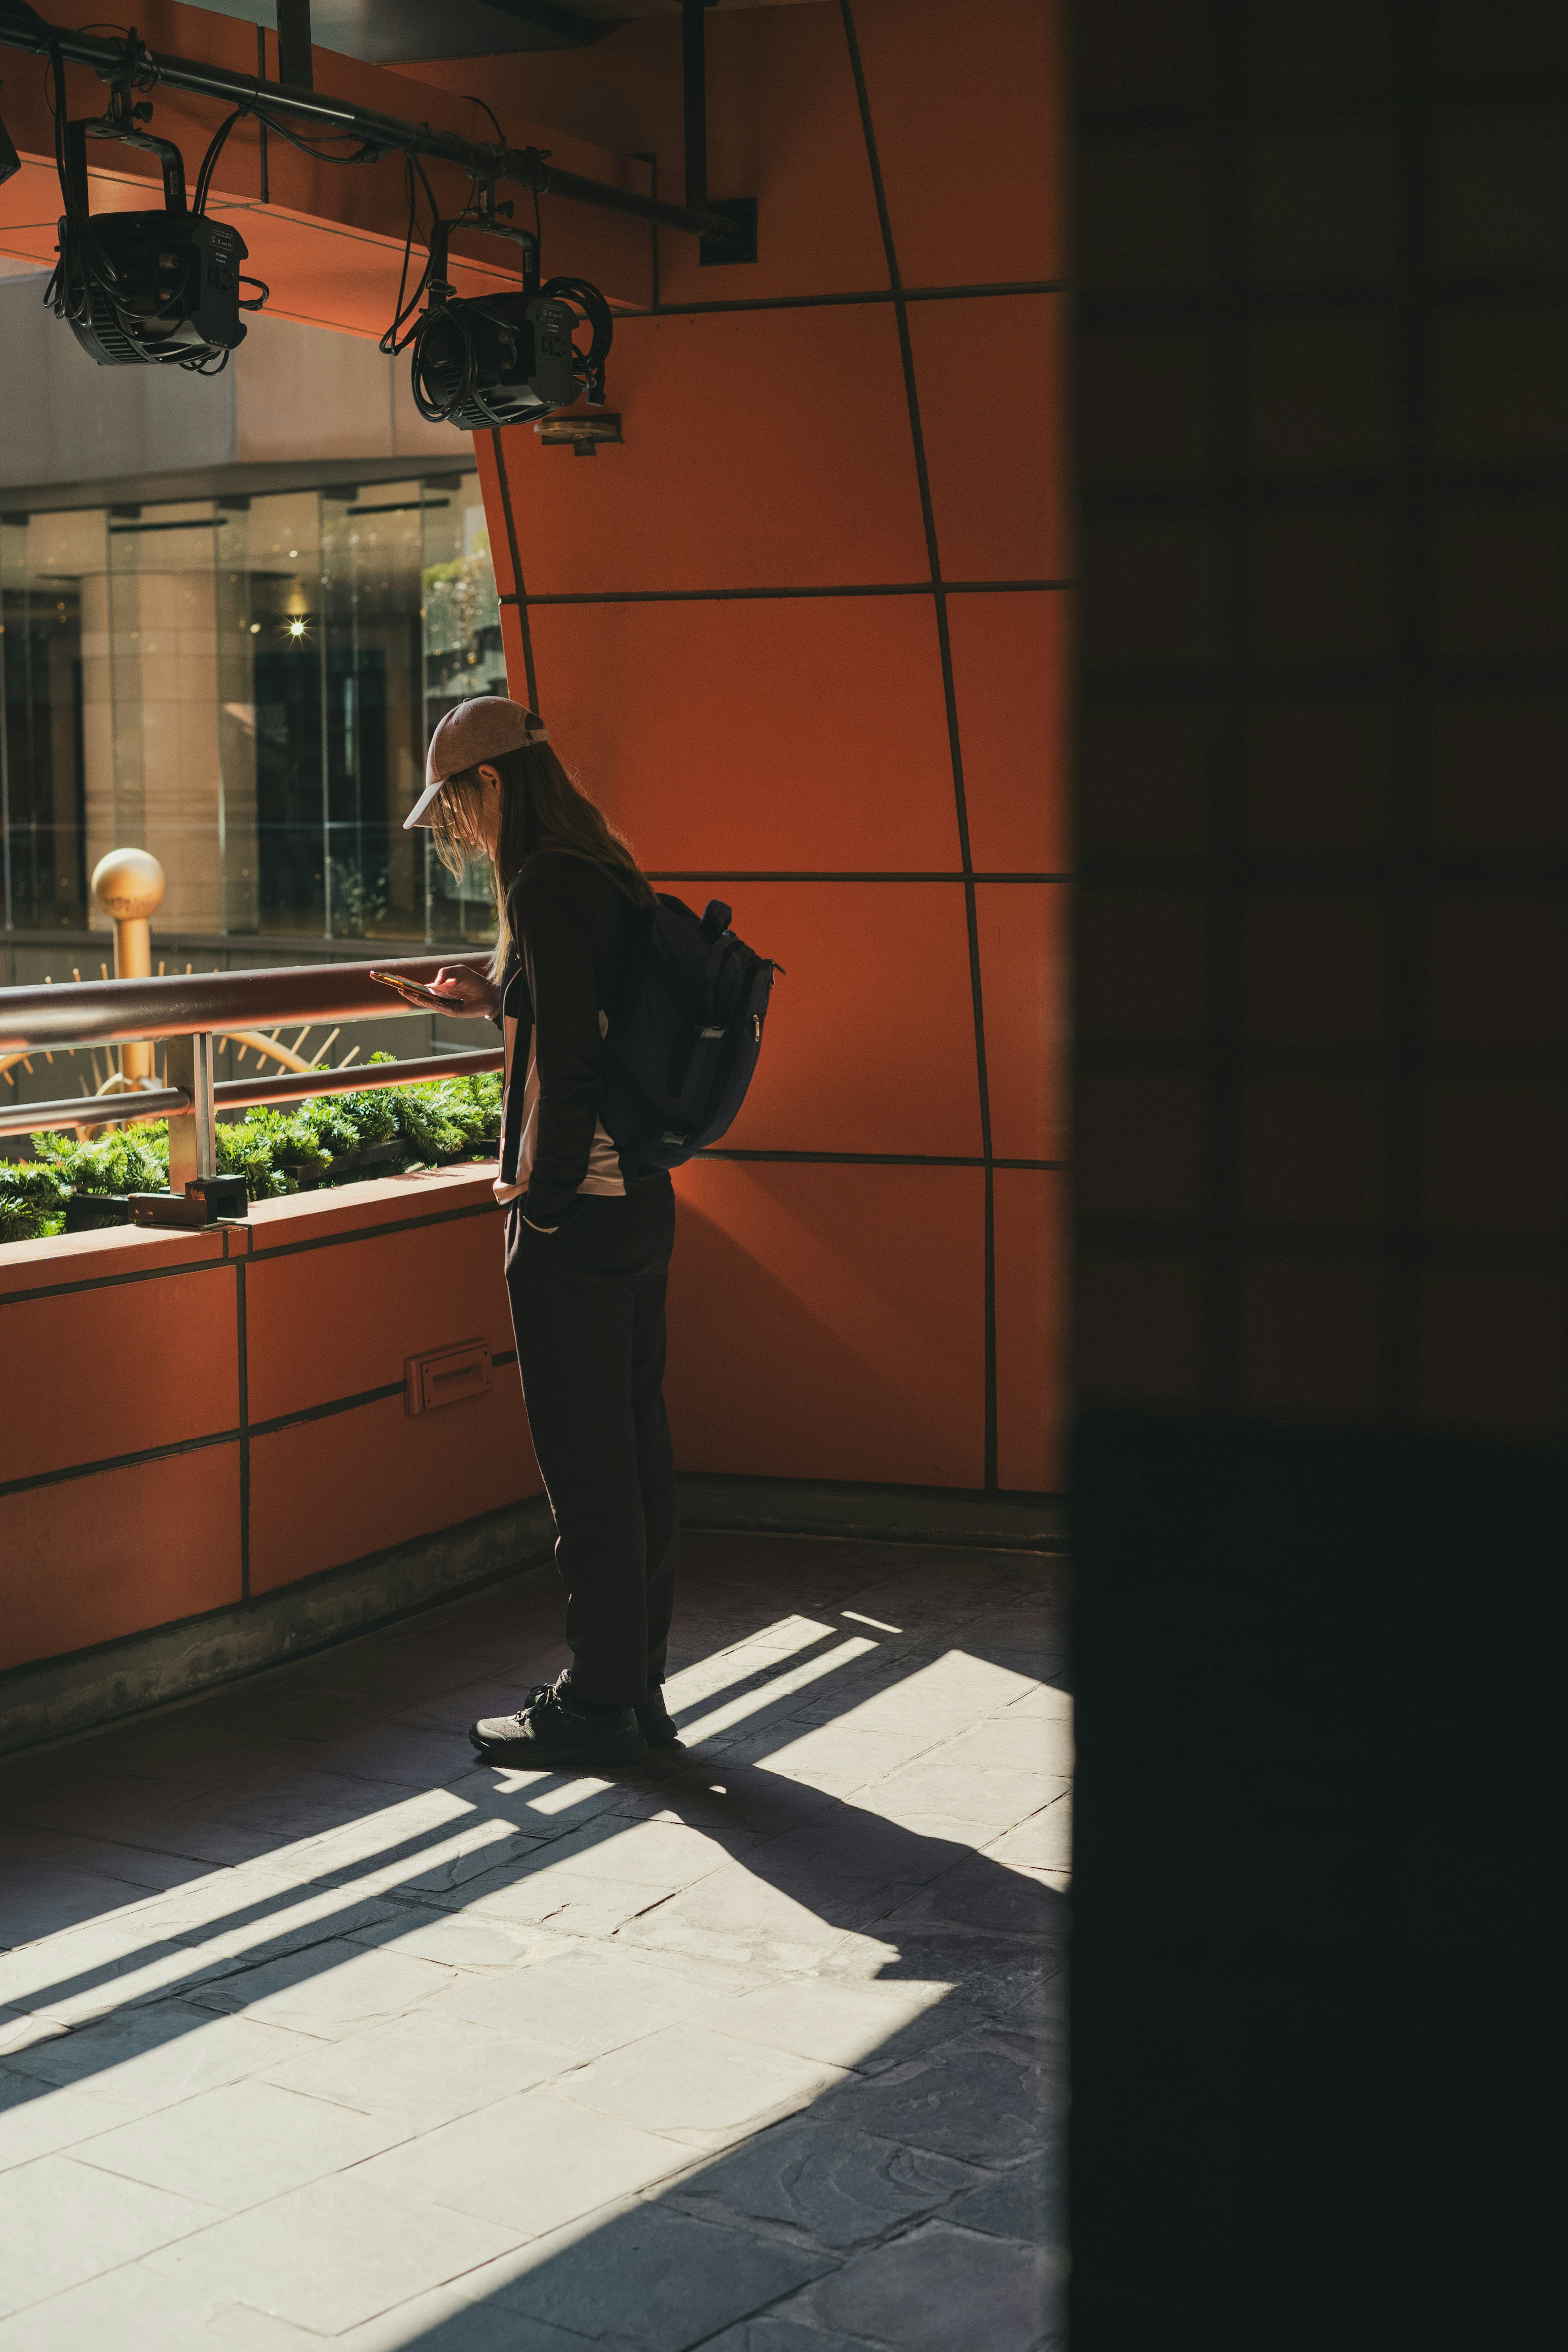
875 1853 1069 1941
535 1815 760 1886
857 1763 1069 1832
254 1692 397 1746
259 2007 566 2129
444 1765 628 1831
984 1805 1072 1875
630 1860 912 1966
448 1868 679 1937
473 2197 833 2352
4 1831 209 1899
0 2151 216 2305
394 1826 559 1898
0 2013 64 2062
741 1725 950 1786
796 1670 1033 1741
158 1770 410 1856
350 2089 688 2238
0 1774 219 1846
431 1946 711 2056
0 2258 291 2352
813 2041 1056 2168
343 1910 553 1970
71 2076 407 2208
703 1979 948 2070
754 1809 996 1891
0 1864 169 1950
0 1917 239 2027
790 2220 1058 2352
2 2000 321 2116
673 2116 980 2250
333 2284 591 2350
1001 1681 1074 1722
145 2172 521 2334
925 1715 1073 1775
561 2024 843 2140
208 2305 328 2350
699 2322 882 2352
189 1938 456 2036
941 2153 1061 2248
160 1884 407 1968
303 1724 489 1790
603 1766 842 1843
0 2071 143 2172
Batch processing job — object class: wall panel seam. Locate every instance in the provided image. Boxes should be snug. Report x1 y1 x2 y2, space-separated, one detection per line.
0 1426 240 1501
499 582 1068 606
840 0 998 1488
489 426 539 712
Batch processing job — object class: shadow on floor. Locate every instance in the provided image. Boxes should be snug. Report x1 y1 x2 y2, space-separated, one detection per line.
0 1532 1068 2350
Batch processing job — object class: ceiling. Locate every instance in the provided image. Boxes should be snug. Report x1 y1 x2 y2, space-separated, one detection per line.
198 0 820 65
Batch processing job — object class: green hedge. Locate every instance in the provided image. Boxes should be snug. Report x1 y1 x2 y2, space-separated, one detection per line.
0 1056 503 1246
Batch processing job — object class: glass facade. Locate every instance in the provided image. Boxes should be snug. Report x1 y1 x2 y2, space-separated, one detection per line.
0 469 503 945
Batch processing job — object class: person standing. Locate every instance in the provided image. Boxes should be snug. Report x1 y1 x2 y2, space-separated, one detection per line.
405 697 682 1769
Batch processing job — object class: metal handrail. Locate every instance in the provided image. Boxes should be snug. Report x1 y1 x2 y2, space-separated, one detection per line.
0 954 489 1053
0 956 499 1172
0 1046 505 1143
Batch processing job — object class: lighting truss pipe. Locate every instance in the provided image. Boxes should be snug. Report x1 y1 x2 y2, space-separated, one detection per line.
0 956 486 1053
0 13 741 243
0 1046 504 1140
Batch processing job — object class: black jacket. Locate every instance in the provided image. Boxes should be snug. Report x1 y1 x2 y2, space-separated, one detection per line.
496 852 643 1227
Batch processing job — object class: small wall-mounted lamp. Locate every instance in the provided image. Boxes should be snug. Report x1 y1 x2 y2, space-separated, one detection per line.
535 413 623 459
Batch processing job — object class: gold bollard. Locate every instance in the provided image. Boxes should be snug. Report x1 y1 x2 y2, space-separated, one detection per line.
91 848 165 1086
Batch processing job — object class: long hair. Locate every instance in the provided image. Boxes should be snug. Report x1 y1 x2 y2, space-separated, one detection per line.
427 739 655 980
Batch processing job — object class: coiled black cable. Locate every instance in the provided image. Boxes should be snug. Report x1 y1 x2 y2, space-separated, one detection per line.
540 275 613 406
405 274 614 426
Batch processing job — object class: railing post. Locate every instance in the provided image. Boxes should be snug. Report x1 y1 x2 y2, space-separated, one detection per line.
165 1031 216 1192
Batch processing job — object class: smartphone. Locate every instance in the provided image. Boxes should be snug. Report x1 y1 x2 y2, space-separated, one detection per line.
368 969 450 1011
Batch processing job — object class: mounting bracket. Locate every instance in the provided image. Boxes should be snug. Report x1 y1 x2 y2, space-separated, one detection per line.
681 0 755 267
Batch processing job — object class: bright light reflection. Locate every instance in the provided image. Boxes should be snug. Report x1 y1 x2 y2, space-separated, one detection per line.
842 1610 902 1633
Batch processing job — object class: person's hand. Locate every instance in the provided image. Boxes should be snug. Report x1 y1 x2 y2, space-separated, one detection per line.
427 965 499 1018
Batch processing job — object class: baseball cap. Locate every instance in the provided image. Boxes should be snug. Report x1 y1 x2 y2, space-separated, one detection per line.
404 696 550 830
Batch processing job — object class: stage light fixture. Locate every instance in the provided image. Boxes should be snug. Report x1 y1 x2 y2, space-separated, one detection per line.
31 26 265 374
389 201 613 434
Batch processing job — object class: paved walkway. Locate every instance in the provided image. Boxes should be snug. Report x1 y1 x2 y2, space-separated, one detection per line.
0 1532 1068 2350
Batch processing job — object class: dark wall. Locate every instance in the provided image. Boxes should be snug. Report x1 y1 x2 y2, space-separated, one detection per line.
1069 5 1565 2343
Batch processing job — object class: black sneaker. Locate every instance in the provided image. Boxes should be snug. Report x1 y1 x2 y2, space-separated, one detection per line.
470 1676 646 1769
636 1690 684 1751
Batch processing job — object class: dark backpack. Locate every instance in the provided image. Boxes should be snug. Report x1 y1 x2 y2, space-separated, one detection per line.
598 879 777 1170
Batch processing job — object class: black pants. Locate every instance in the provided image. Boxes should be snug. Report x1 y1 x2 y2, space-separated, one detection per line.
504 1177 678 1706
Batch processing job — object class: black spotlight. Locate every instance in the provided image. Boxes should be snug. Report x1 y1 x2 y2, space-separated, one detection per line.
48 80 255 372
400 212 612 432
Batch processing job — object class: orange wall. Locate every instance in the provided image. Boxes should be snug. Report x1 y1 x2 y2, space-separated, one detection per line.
468 0 1067 1493
0 1169 540 1674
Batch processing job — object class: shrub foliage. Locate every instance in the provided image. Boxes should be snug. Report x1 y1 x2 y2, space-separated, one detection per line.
0 1058 502 1245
